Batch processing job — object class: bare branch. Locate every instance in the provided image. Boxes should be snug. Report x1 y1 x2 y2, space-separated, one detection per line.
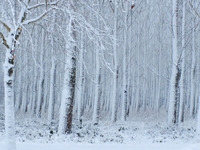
22 10 50 25
21 13 27 23
0 20 11 32
0 32 9 48
189 1 200 19
27 0 59 10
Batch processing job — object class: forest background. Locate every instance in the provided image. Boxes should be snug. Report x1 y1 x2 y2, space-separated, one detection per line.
0 0 200 150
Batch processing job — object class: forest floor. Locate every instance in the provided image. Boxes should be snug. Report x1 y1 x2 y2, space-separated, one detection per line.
0 108 200 149
0 142 200 150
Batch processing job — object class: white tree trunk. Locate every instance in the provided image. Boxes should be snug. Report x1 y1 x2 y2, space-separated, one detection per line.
111 0 118 123
36 27 45 118
21 44 28 113
168 0 181 125
4 33 16 150
48 57 56 123
136 22 140 112
76 27 84 128
93 45 100 125
48 10 56 124
121 0 128 122
190 15 196 117
58 16 76 134
179 0 186 123
93 1 101 125
156 4 164 111
197 97 200 134
58 46 76 134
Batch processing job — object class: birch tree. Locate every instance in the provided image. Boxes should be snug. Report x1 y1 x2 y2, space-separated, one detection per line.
58 0 77 134
1 0 200 137
179 0 186 123
168 0 182 125
48 10 56 124
121 0 129 122
190 3 196 117
0 1 58 149
111 0 118 123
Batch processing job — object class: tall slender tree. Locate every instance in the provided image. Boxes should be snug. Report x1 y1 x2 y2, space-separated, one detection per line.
168 0 183 125
0 1 58 149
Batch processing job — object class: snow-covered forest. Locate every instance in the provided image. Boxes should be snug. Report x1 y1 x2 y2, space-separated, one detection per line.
1 0 200 150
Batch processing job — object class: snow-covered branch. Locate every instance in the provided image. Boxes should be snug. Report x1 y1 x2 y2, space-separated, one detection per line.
0 19 11 32
189 1 200 19
0 32 9 48
22 10 50 25
27 0 60 10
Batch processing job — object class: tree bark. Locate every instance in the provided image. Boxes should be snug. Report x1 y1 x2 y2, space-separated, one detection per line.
168 0 182 125
4 31 17 150
111 0 118 123
179 0 186 123
121 0 128 121
58 14 76 134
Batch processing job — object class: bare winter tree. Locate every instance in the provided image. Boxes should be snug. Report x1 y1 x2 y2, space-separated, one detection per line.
0 1 58 149
1 1 200 143
168 0 183 125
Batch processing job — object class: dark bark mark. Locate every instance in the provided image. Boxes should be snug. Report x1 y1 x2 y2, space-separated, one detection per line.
8 68 13 76
7 80 12 86
38 79 45 118
65 54 76 134
173 65 181 124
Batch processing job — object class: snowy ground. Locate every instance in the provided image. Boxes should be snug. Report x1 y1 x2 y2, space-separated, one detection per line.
0 142 200 150
0 109 200 149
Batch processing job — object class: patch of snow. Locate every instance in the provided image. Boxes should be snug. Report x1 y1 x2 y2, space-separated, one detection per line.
0 142 200 150
0 110 200 149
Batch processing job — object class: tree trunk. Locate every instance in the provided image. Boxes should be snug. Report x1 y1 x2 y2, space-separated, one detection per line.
190 14 196 117
121 0 128 122
179 0 186 123
93 1 102 125
58 48 76 134
58 16 76 134
48 10 56 124
136 21 140 112
111 0 118 123
4 33 17 150
36 27 45 118
93 44 101 125
76 27 84 128
168 0 182 125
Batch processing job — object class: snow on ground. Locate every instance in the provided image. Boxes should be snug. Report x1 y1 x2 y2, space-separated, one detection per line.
0 142 200 150
0 109 200 149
